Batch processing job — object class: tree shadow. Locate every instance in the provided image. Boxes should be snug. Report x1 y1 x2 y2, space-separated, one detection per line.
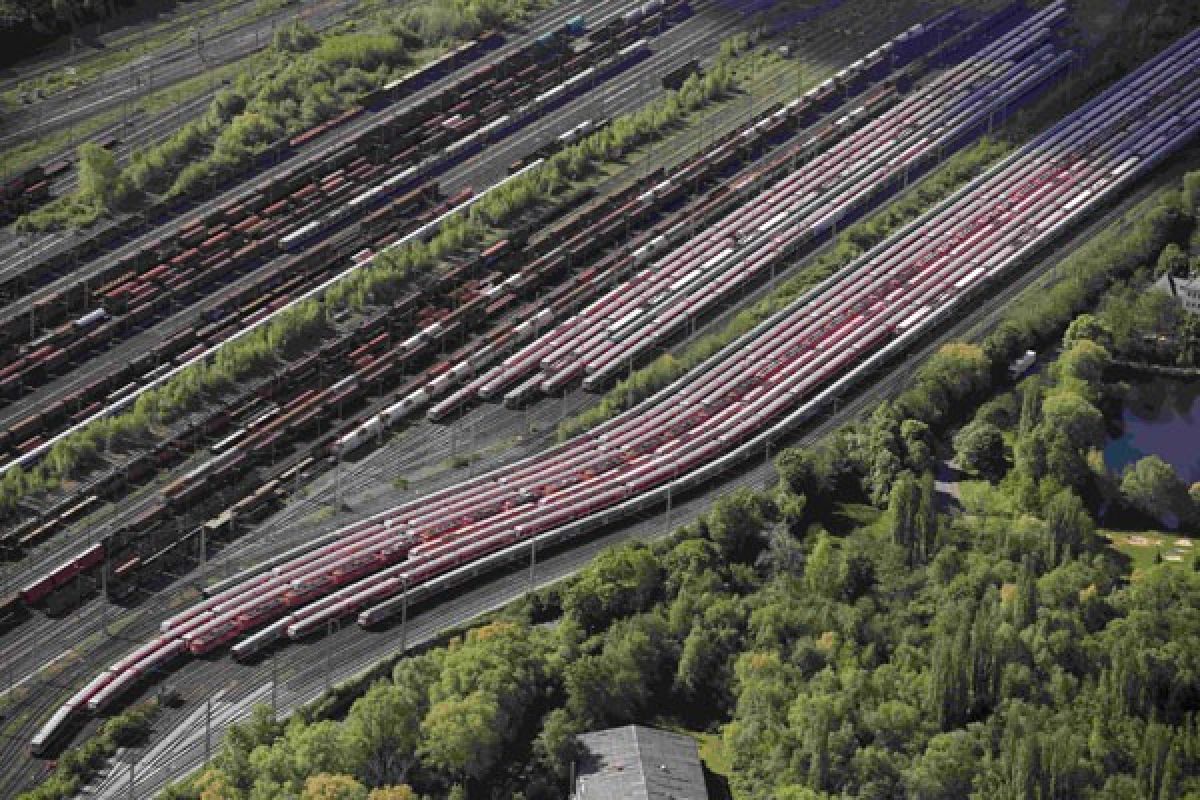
702 764 733 800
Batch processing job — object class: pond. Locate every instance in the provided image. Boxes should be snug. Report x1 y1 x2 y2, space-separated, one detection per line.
1104 377 1200 483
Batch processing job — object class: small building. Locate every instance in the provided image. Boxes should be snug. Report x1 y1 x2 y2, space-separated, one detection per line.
573 725 709 800
1154 272 1200 316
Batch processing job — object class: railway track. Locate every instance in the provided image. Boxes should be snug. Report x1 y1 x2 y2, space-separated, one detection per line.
0 0 787 681
0 0 615 320
7 6 955 618
37 0 1200 766
14 0 1185 796
2 0 835 587
59 159 1188 793
0 1 718 468
0 3 950 786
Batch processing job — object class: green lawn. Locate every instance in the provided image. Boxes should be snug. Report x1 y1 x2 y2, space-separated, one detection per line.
1102 529 1198 577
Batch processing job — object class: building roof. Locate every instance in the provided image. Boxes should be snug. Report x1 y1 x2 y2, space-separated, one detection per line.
574 725 709 800
1153 272 1200 315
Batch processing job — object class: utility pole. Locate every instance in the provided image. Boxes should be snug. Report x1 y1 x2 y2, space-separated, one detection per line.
204 697 212 763
528 539 537 593
325 620 334 690
101 560 109 635
665 478 673 532
400 577 408 652
334 453 342 511
271 649 278 717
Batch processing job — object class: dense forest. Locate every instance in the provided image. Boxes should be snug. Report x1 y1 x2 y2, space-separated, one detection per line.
117 166 1200 800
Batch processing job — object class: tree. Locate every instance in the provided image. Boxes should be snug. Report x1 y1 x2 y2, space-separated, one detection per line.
78 142 120 210
905 731 978 800
953 419 1006 479
1041 390 1105 449
704 487 770 559
775 446 836 499
901 419 933 473
1057 339 1111 391
762 521 806 577
1043 489 1095 566
562 543 661 632
1063 313 1111 349
675 597 743 707
300 774 366 800
564 614 670 727
533 708 583 783
888 472 922 565
218 705 281 788
1121 455 1189 525
1017 375 1043 440
196 768 240 800
419 691 505 781
804 532 843 600
917 471 938 560
343 682 422 787
1156 242 1188 278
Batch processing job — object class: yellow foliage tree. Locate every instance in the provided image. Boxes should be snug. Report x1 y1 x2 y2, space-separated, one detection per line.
300 773 367 800
367 787 418 800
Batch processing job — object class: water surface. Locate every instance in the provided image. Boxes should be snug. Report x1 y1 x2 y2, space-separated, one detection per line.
1104 378 1200 483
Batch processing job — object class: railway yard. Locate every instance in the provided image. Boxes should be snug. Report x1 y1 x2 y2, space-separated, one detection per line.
0 0 1197 796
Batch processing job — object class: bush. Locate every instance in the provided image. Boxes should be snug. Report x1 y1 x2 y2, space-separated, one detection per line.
273 21 320 53
314 33 406 70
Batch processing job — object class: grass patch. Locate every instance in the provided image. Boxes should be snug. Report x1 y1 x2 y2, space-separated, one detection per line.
1101 529 1198 577
306 505 337 525
696 732 742 800
0 709 32 740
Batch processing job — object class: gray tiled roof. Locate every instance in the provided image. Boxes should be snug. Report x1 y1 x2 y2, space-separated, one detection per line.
1155 272 1200 315
574 725 709 800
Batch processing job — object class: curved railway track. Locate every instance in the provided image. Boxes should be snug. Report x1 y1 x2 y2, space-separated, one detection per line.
45 152 1196 795
0 3 964 791
1 0 856 594
0 0 722 560
57 0 1200 735
18 0 1190 796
